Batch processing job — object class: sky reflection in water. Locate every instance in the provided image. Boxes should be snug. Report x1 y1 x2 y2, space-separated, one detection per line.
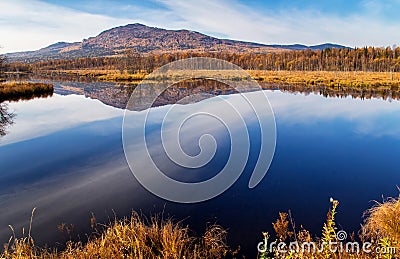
0 89 400 256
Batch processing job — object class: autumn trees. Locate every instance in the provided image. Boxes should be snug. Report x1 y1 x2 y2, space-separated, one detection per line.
25 46 400 74
0 54 6 81
230 47 400 72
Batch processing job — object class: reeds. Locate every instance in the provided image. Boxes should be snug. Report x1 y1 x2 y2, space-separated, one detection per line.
98 73 146 82
2 195 400 258
37 69 400 92
0 82 54 102
362 194 400 242
249 70 400 90
1 212 230 259
259 195 400 259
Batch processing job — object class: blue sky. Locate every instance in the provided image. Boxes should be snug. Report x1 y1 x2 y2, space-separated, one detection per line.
1 0 400 53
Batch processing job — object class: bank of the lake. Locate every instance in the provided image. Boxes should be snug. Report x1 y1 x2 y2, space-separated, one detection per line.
34 69 400 94
2 195 400 258
0 81 54 102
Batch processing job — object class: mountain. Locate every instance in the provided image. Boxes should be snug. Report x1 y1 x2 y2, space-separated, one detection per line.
6 42 77 62
270 43 350 50
6 23 350 62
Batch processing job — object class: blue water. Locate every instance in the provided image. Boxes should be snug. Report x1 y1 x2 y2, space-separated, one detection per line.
1 83 400 257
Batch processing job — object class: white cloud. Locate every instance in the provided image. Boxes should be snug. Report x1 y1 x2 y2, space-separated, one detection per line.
0 0 131 53
155 0 400 47
1 0 400 54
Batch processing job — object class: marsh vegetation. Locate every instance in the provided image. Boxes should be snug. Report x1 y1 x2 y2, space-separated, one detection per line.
2 212 232 259
259 195 400 259
2 195 399 259
0 82 54 102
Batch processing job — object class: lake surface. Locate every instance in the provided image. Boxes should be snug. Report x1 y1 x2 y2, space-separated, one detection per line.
1 79 400 257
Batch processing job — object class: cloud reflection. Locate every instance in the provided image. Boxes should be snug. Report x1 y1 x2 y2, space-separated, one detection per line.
1 89 400 247
0 94 123 146
266 91 400 138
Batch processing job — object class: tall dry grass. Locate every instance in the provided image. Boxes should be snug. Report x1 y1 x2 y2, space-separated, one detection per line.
3 195 400 258
249 70 400 90
1 212 231 259
44 69 400 94
258 195 400 259
0 81 53 102
362 194 400 243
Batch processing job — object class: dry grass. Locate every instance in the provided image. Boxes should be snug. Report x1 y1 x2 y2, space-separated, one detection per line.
362 194 400 242
39 70 115 77
249 70 400 90
39 69 400 92
97 70 251 83
3 196 400 258
0 81 53 102
98 73 146 82
96 70 400 97
259 195 400 259
1 212 231 259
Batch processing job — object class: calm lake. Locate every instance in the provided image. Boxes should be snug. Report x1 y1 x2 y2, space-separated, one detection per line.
1 79 400 257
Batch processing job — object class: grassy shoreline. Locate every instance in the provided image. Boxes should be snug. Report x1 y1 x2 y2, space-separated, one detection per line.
38 69 400 89
2 213 232 259
259 195 400 259
0 82 54 102
250 70 400 90
2 194 399 258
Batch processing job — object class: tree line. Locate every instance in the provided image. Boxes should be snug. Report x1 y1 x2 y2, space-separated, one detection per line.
7 46 400 73
0 54 6 80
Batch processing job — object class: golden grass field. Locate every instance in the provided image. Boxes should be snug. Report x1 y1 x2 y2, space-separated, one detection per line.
249 70 400 90
0 82 54 102
51 69 400 91
1 212 231 259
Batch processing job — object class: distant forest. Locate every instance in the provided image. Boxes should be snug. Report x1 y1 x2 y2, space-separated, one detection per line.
8 46 400 73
